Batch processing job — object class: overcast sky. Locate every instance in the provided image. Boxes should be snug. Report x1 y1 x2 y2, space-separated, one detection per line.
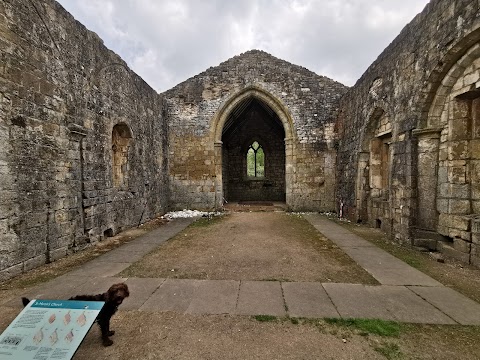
56 0 430 92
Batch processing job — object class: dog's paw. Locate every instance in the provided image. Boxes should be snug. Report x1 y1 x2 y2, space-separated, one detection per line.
107 330 115 336
102 338 114 347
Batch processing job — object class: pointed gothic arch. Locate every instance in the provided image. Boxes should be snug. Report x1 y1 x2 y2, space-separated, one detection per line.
211 86 295 208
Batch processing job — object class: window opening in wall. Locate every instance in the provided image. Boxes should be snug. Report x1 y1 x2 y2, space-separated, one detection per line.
369 133 391 198
112 123 132 188
247 141 265 177
103 228 114 238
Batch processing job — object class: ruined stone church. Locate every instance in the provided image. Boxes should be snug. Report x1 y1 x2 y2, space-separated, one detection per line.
1 0 479 280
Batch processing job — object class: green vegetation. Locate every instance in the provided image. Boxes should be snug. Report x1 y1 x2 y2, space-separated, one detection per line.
402 255 422 269
374 342 403 359
253 315 278 322
190 214 226 228
325 318 402 337
247 141 264 177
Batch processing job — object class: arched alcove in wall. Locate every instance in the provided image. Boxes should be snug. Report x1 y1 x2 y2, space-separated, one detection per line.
416 38 480 263
112 123 133 189
211 86 294 208
356 106 392 227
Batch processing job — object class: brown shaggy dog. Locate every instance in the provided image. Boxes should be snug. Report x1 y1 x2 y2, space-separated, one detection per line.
22 283 129 347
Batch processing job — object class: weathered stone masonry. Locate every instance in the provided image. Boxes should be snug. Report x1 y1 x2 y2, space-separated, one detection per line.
2 0 480 280
0 0 168 280
336 0 480 266
163 50 347 211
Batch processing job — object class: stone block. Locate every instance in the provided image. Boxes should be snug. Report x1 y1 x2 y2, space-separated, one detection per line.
26 212 48 228
448 141 468 160
472 233 480 245
49 247 68 262
0 232 19 252
453 238 471 254
471 140 480 159
448 200 470 215
24 254 47 271
437 166 448 183
448 165 466 184
449 118 469 140
436 199 448 212
0 263 23 282
441 243 471 263
449 215 472 232
472 218 480 233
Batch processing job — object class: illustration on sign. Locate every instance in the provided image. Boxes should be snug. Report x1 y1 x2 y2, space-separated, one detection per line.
0 299 104 360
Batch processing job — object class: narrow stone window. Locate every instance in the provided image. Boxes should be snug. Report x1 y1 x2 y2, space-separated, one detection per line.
370 133 391 197
112 123 132 188
247 141 265 177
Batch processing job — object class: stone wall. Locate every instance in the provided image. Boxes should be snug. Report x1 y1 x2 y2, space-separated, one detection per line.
0 0 168 280
163 50 347 211
336 0 480 265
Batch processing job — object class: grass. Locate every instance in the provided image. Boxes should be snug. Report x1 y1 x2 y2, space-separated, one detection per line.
252 316 403 338
374 342 403 359
189 214 226 228
325 318 403 337
253 315 278 322
402 255 422 269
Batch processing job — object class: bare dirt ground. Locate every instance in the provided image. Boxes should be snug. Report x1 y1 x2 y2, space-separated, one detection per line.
120 212 377 284
1 210 480 359
1 307 478 360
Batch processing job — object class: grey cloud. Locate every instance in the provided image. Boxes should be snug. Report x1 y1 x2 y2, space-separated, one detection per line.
57 0 429 92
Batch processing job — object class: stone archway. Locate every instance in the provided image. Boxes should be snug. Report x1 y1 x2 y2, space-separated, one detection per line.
211 86 295 209
415 41 480 264
355 106 392 229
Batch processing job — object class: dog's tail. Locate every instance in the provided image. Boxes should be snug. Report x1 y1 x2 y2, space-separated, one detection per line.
21 297 30 307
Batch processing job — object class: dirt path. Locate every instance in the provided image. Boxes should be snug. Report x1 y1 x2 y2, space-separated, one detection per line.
1 211 480 359
121 212 377 284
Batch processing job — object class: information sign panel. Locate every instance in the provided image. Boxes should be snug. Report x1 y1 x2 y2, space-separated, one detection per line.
0 299 104 360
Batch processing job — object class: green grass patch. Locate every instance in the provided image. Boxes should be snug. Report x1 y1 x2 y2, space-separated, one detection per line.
189 215 226 228
325 318 402 337
402 256 422 269
374 342 403 359
253 315 278 322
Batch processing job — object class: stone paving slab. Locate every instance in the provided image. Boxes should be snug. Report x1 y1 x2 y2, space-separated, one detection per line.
322 283 394 320
408 286 480 325
304 215 373 247
340 246 408 268
66 260 130 277
135 218 195 245
91 249 146 263
366 286 456 324
364 266 443 287
305 215 443 287
140 279 201 312
236 281 286 316
64 261 131 278
186 280 239 315
6 275 92 307
282 282 339 318
71 277 127 296
113 242 158 254
122 278 165 310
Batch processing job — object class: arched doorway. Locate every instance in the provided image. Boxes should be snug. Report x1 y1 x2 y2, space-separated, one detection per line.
212 86 294 208
221 97 286 202
415 36 480 264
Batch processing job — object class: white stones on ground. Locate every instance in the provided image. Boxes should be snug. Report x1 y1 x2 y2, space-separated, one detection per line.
161 209 222 219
